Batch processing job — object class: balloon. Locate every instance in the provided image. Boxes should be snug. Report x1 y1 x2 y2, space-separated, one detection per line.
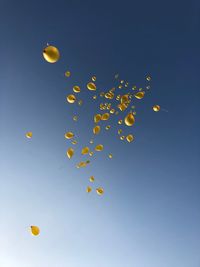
90 176 95 182
134 92 145 99
43 46 60 63
73 86 81 93
65 132 74 139
86 186 92 193
146 76 151 81
87 82 96 91
93 125 101 135
81 147 89 155
101 113 110 120
65 71 71 77
30 226 40 236
95 144 104 151
152 105 160 112
126 134 134 142
67 148 74 159
94 114 101 123
124 113 135 126
108 154 113 159
92 76 96 82
67 94 76 103
96 187 104 195
26 132 32 139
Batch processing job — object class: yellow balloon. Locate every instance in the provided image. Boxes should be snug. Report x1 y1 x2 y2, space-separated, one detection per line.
126 134 134 142
65 71 71 77
94 114 101 123
26 132 33 139
67 148 74 159
93 125 101 135
120 94 129 104
124 113 135 126
67 94 76 103
101 113 110 121
92 76 96 82
95 144 104 151
64 132 74 139
90 176 95 182
73 86 81 93
87 82 96 91
89 151 94 156
96 187 104 195
86 186 92 193
43 46 60 63
108 154 113 159
81 147 90 155
30 226 40 236
153 105 160 112
134 91 145 99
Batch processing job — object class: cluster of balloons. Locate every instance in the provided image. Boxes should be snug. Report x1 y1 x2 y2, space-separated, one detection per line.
26 44 163 236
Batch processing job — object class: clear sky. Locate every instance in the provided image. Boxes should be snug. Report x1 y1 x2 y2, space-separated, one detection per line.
0 1 200 267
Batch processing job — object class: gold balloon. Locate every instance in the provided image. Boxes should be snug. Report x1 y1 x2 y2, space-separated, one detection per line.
90 176 95 182
110 109 115 114
96 187 104 195
65 132 74 139
153 105 160 112
120 94 129 104
124 113 135 126
93 125 101 135
81 147 89 155
73 86 81 93
67 148 74 159
120 135 125 140
43 45 60 63
105 125 111 130
134 91 145 99
65 71 71 77
126 134 134 142
118 129 122 134
92 76 96 82
77 161 87 168
94 114 101 123
108 154 113 159
73 115 78 121
67 94 76 103
71 140 77 145
89 151 94 156
26 132 32 139
146 76 151 81
87 82 96 91
95 144 104 151
101 113 110 121
118 119 123 125
30 226 40 236
86 186 92 193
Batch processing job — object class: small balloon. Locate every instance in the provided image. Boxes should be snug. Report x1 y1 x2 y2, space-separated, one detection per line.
67 148 74 159
95 144 104 151
92 76 96 82
65 71 71 77
94 114 101 123
67 94 76 103
26 132 33 139
101 113 110 121
90 176 95 182
152 105 160 112
134 92 145 99
73 86 81 93
43 45 60 63
96 187 104 195
126 134 134 142
86 186 92 193
93 125 101 135
124 113 135 126
81 147 90 155
30 226 40 236
65 132 74 139
108 154 113 159
87 82 96 91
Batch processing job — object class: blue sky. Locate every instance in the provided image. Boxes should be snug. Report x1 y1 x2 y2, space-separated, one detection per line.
0 1 200 267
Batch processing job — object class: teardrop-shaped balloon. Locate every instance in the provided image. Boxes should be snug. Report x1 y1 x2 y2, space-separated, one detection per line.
96 187 104 195
86 186 92 193
81 147 90 155
95 144 104 151
67 148 74 159
152 105 160 112
67 94 76 103
65 71 71 77
94 114 101 123
43 46 60 63
30 225 40 236
120 94 129 104
101 113 110 121
65 132 74 139
87 82 96 91
134 91 145 99
73 86 81 93
124 113 135 126
108 154 113 159
93 125 101 135
26 132 33 139
90 176 95 182
126 134 134 142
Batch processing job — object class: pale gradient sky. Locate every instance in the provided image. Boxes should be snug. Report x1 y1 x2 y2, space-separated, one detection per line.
0 1 200 267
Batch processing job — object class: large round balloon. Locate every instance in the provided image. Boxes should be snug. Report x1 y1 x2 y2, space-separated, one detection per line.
43 45 60 63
